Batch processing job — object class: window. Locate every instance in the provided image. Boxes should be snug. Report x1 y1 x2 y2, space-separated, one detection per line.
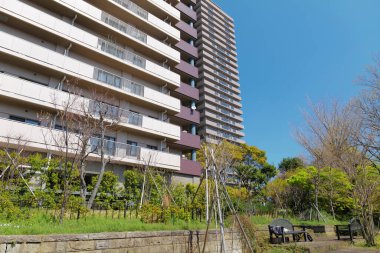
146 145 157 150
127 140 139 156
91 136 116 156
127 140 137 146
96 70 122 88
9 115 40 126
9 115 24 122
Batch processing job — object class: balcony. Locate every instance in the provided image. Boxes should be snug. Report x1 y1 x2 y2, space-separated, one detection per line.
0 31 180 113
180 159 202 176
173 132 200 150
172 106 200 125
175 60 199 79
175 2 197 21
138 0 180 21
0 1 181 86
173 82 199 101
13 0 180 63
0 73 181 140
175 20 197 39
91 0 180 42
0 118 181 171
175 40 198 58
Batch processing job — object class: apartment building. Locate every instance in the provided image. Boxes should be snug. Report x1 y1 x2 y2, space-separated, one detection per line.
0 0 202 184
195 0 245 145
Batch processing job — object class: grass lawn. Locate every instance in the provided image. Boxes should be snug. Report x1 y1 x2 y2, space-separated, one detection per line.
250 215 345 226
0 212 206 235
355 234 380 249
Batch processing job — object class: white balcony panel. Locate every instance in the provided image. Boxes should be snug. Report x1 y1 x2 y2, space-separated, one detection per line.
147 13 180 41
55 0 180 61
110 0 180 41
144 60 180 87
140 148 180 171
0 32 180 112
147 0 180 21
1 0 180 85
0 73 180 140
0 118 180 171
141 116 179 139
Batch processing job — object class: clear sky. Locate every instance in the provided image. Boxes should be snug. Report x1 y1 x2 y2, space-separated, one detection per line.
212 0 380 166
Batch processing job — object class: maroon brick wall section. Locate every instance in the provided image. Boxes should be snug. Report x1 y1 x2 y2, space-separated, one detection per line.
180 159 202 176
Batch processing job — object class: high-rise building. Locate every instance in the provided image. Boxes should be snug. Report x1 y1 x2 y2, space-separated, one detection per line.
0 0 202 183
195 0 245 145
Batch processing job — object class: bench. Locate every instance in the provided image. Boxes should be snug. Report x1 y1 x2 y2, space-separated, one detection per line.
335 218 362 241
268 219 313 244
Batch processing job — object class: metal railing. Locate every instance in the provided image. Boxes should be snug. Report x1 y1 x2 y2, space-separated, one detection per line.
101 13 147 43
90 137 141 157
88 101 143 127
94 68 144 97
112 0 148 19
98 39 146 68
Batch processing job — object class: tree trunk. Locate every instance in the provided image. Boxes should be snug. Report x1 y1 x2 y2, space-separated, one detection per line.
59 181 70 224
87 129 107 209
329 198 335 220
87 160 106 209
79 162 87 204
360 208 376 246
139 167 147 209
59 126 70 224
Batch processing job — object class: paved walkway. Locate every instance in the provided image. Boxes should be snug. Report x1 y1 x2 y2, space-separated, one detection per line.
294 236 380 253
328 248 380 253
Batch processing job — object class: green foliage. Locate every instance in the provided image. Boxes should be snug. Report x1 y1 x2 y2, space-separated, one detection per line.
123 169 143 203
140 203 191 224
319 167 353 215
146 173 164 205
0 188 23 221
140 203 164 223
278 157 305 173
90 171 121 208
266 165 353 218
226 186 250 212
234 144 277 197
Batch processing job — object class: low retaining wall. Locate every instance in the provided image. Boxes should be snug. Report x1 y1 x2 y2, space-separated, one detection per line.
0 229 243 253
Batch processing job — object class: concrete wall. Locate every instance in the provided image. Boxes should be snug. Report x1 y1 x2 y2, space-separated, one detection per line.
0 229 243 253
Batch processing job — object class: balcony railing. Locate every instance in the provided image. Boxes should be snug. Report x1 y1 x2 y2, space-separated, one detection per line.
98 39 146 68
89 137 141 157
112 0 148 19
88 100 143 127
101 13 147 43
94 68 144 97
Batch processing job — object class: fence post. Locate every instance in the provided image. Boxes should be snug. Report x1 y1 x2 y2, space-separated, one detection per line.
124 201 127 219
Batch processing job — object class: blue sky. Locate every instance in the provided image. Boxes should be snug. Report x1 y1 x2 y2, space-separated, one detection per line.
212 0 380 166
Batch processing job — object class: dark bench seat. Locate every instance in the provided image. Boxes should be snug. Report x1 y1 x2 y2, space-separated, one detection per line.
268 219 313 244
335 218 362 241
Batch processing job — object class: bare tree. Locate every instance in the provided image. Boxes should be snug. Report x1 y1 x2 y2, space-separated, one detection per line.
40 88 81 224
86 93 122 209
295 100 379 246
40 79 122 220
355 58 380 164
